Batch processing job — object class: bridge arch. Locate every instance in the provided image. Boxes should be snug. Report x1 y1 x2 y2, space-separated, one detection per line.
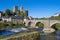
28 21 32 27
50 22 60 30
35 22 44 28
25 20 60 30
50 22 60 26
23 22 26 26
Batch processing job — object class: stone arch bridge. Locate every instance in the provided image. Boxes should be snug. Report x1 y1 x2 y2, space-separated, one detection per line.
24 20 60 33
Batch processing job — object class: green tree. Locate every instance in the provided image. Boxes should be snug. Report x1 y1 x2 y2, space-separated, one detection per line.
5 9 12 16
59 14 60 17
38 23 44 28
3 20 7 23
0 21 8 30
20 23 23 26
3 20 8 29
56 23 60 29
20 11 25 17
16 11 21 16
39 17 47 20
9 22 13 28
13 12 16 16
16 22 20 28
0 23 4 29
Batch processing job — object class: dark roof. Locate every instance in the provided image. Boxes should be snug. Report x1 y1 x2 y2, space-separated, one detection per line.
2 16 10 18
24 16 29 19
11 16 23 19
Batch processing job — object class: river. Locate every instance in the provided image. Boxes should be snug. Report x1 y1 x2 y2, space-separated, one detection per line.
0 28 60 40
38 28 60 40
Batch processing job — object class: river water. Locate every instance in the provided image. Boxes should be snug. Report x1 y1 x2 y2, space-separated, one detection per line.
38 28 60 40
0 28 60 40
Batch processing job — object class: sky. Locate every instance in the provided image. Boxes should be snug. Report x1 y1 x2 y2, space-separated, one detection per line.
0 0 60 18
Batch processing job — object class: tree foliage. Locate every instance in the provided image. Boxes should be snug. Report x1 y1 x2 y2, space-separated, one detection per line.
9 21 14 28
55 23 60 29
0 23 4 29
49 16 60 20
0 21 8 29
5 9 12 16
36 22 44 28
16 22 20 27
38 23 44 28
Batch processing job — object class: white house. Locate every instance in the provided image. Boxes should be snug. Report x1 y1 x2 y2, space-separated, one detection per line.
2 16 23 24
2 17 11 22
53 13 60 17
0 11 3 18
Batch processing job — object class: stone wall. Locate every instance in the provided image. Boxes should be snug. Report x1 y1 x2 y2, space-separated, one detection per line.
1 31 40 40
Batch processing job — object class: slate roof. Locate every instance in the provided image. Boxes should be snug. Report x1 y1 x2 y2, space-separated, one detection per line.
2 15 23 19
11 16 23 19
2 16 10 18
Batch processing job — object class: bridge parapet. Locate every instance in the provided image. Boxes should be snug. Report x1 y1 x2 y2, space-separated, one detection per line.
24 19 60 28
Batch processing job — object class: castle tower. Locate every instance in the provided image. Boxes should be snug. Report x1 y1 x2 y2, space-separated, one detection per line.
13 6 18 13
20 6 24 13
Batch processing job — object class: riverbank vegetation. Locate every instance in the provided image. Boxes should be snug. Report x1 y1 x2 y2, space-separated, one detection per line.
39 14 60 20
0 21 24 30
55 23 60 29
0 31 40 40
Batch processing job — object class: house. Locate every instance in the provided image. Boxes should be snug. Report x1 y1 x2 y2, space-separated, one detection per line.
2 15 23 24
10 15 23 24
0 11 3 18
2 16 11 22
53 13 60 17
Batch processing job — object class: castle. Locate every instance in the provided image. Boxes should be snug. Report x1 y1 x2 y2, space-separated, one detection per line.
0 6 30 24
13 6 28 18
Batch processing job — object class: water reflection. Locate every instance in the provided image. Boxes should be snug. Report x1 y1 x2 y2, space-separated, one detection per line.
40 33 57 40
39 28 60 40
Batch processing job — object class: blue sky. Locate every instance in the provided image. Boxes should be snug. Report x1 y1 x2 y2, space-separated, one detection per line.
0 0 60 18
